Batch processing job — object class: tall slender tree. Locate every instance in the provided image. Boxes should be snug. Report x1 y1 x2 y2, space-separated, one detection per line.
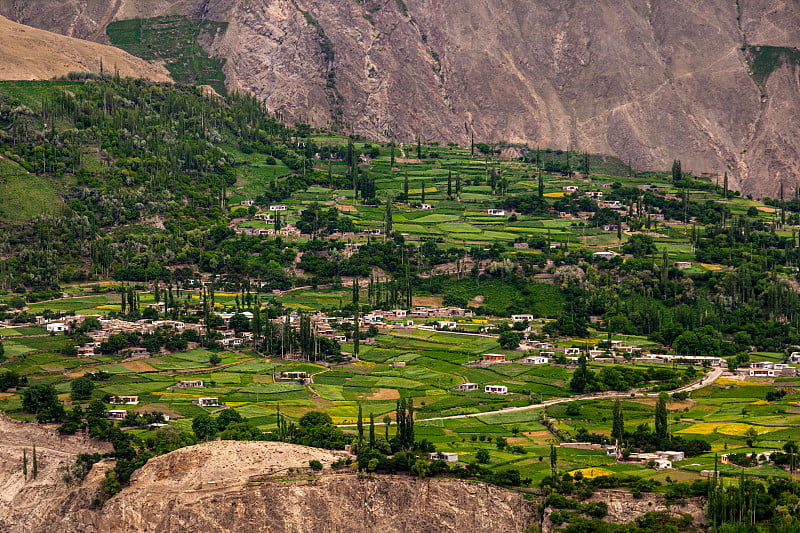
655 392 669 440
612 400 624 442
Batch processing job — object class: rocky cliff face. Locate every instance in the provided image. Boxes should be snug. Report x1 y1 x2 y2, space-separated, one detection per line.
2 0 799 196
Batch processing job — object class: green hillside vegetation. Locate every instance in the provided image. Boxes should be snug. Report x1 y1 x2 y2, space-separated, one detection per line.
106 16 228 94
1 76 799 528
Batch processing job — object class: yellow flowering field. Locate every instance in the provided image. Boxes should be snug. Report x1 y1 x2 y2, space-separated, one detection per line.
568 467 614 479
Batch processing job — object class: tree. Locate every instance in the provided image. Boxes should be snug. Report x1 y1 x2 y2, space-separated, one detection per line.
209 352 222 366
216 408 244 431
655 392 669 440
383 415 391 440
569 355 593 393
192 414 218 441
369 412 376 448
32 445 38 480
22 384 64 422
70 377 95 401
357 403 364 444
385 199 393 234
476 448 490 464
612 400 625 442
498 330 521 350
622 234 657 258
672 160 682 182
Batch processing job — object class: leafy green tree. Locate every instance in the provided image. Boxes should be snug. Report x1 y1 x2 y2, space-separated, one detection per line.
216 409 244 431
192 414 218 441
622 234 657 258
70 377 95 401
671 159 682 182
498 330 521 349
475 448 490 463
208 352 222 366
22 384 64 422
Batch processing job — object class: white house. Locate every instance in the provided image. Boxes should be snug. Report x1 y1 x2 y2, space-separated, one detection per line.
563 186 579 193
592 251 617 260
454 383 479 392
564 347 581 356
46 323 68 333
197 397 221 407
585 191 603 199
484 385 508 394
429 452 459 462
487 209 506 216
107 410 128 420
269 204 288 211
109 395 139 405
511 314 534 322
420 204 433 210
525 355 549 365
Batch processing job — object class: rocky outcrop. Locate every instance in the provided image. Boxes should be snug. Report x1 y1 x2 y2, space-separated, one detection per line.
2 0 799 196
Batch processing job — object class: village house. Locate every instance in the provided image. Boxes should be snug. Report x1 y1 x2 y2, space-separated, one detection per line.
46 322 68 333
429 452 459 462
585 191 603 199
172 380 204 389
269 204 288 211
482 353 507 363
673 261 692 269
240 199 255 207
513 242 529 249
598 200 623 209
511 314 534 322
592 251 617 260
563 186 579 193
437 320 457 330
254 212 273 221
196 397 221 408
564 347 581 356
487 209 506 216
484 385 508 394
280 371 308 380
454 382 479 392
420 203 433 210
120 347 150 359
107 409 128 420
525 355 549 365
109 395 139 405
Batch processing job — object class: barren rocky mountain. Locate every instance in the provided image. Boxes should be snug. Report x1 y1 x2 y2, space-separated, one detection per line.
2 0 799 195
0 15 171 83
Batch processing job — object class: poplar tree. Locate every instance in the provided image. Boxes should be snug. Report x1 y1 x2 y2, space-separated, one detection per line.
655 392 669 440
32 445 38 480
420 180 426 204
671 159 682 182
369 412 376 447
357 403 364 444
612 400 624 442
385 199 393 234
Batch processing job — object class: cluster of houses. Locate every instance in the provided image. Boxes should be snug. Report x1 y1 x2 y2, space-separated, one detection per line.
453 382 508 395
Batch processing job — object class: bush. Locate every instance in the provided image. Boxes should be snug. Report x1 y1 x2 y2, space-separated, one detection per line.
309 459 323 470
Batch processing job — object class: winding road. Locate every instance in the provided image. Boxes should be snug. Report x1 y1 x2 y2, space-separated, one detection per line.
336 367 725 427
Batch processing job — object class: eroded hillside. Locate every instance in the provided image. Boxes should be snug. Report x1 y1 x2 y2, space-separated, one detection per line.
2 0 799 195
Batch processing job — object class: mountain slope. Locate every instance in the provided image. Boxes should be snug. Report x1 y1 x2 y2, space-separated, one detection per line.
2 1 800 196
0 15 172 82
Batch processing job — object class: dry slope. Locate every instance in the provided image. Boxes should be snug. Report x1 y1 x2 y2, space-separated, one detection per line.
0 15 171 82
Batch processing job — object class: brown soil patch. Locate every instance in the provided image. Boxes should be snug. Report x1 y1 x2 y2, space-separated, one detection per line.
632 398 694 410
412 296 443 307
0 393 13 398
41 366 65 372
507 437 529 444
132 403 180 419
524 430 552 438
311 397 334 409
337 204 357 213
66 367 98 378
121 360 157 372
368 388 400 400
